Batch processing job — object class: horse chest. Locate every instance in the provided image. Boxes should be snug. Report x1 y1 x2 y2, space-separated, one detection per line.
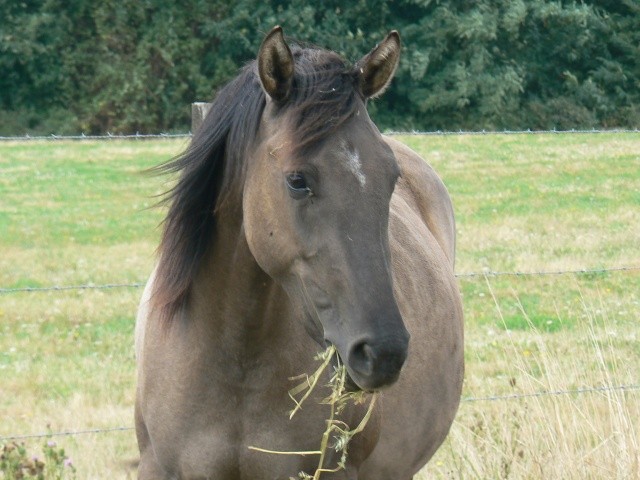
158 402 329 479
144 372 334 479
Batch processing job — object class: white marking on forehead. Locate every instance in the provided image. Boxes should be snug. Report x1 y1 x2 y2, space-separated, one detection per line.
342 142 366 189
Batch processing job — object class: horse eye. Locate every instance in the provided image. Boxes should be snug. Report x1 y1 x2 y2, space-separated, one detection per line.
285 173 312 199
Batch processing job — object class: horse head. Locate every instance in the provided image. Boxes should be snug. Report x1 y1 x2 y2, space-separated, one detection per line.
243 27 409 391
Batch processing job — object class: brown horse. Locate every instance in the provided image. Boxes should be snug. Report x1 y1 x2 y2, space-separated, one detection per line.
135 27 463 479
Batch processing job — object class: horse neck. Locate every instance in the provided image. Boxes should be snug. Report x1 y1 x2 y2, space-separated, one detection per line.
186 211 296 359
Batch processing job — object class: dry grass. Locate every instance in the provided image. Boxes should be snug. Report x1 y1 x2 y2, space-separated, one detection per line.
250 346 377 479
418 291 639 479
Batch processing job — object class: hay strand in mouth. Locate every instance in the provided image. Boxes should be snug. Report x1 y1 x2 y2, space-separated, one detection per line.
247 446 322 456
288 345 337 419
248 345 377 479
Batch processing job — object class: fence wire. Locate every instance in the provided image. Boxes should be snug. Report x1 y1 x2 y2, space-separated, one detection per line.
455 265 640 279
1 383 638 442
461 383 640 403
1 266 638 294
0 129 639 142
387 128 640 136
0 427 134 442
0 132 191 141
0 282 145 294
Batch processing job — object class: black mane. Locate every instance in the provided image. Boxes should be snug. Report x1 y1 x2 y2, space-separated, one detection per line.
152 46 361 321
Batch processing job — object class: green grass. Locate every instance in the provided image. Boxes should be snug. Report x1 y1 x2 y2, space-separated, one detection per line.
0 134 638 479
0 140 179 249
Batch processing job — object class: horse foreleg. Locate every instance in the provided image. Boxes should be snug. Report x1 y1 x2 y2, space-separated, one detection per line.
135 401 168 479
138 451 167 480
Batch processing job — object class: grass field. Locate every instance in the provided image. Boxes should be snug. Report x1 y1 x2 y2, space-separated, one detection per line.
1 133 638 479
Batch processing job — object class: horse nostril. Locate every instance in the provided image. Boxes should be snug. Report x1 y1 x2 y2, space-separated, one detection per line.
348 341 375 377
345 335 409 390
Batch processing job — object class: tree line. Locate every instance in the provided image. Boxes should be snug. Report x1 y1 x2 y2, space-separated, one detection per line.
1 0 638 134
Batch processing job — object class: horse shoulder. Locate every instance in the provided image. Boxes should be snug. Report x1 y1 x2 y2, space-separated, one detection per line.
359 137 463 478
384 135 456 267
135 267 158 371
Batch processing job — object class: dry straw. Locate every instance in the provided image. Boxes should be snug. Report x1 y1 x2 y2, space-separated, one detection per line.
249 345 377 479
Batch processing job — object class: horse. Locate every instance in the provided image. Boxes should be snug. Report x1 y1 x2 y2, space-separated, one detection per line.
135 26 463 479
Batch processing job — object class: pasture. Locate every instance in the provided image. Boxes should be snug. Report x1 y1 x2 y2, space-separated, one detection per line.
0 133 638 479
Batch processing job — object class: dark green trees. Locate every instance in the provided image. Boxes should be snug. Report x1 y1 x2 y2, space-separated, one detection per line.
1 0 638 134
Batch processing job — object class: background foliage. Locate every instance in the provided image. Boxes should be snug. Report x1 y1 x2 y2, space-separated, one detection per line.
1 0 639 134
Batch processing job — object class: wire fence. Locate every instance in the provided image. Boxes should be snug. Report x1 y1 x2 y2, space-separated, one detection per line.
1 267 638 440
0 282 145 294
1 383 638 443
0 427 134 442
1 131 637 449
3 264 635 442
1 265 638 294
0 128 639 142
0 132 192 141
388 128 640 136
2 266 637 440
455 265 639 278
2 270 637 443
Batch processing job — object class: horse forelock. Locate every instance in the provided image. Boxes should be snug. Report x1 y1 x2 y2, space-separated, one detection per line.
286 47 360 157
151 45 361 324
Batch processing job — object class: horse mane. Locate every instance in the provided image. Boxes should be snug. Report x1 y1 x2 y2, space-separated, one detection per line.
151 45 360 322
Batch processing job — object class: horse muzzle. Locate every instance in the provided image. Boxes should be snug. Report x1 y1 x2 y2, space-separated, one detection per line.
339 332 410 392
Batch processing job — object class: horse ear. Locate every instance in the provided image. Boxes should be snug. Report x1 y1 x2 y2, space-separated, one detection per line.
356 31 401 99
258 26 294 102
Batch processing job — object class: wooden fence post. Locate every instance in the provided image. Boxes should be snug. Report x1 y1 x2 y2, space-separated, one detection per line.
191 102 212 133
